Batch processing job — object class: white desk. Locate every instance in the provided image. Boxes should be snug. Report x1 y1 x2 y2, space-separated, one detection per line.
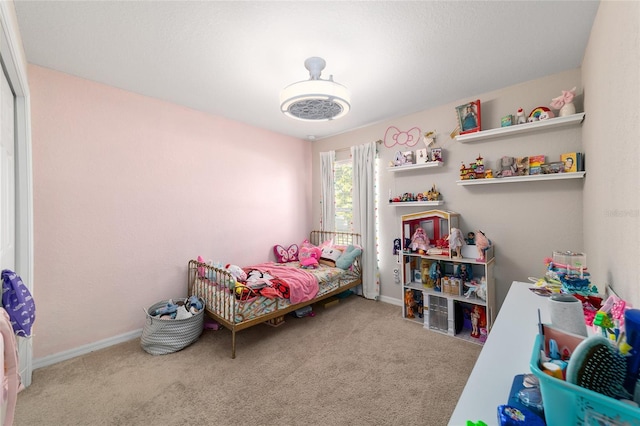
449 281 550 425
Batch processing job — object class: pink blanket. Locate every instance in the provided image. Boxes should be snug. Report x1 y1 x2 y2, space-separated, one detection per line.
247 262 318 304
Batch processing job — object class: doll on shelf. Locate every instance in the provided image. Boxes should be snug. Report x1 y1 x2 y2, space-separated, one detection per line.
470 305 486 338
455 263 472 283
446 227 464 259
429 261 443 291
475 230 492 262
409 227 430 254
405 289 416 319
465 231 475 245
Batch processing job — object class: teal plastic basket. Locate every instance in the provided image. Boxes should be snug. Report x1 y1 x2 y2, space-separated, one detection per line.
530 334 640 425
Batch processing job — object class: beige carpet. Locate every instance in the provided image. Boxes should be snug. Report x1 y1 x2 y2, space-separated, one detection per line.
15 296 481 426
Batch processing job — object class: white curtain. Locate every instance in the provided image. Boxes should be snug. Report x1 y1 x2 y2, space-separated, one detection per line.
320 151 335 231
351 142 380 300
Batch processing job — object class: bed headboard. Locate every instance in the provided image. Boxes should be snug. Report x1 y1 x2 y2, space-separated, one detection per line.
309 230 362 248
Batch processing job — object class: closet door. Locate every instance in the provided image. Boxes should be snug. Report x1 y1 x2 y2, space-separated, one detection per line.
0 66 20 384
0 67 14 272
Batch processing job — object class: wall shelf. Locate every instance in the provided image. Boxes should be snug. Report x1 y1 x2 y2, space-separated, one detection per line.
388 161 443 172
389 201 444 207
456 171 585 186
455 112 585 143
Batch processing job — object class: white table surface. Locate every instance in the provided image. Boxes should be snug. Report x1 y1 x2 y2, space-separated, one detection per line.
449 281 550 426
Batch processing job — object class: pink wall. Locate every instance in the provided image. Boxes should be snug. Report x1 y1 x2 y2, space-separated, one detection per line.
29 65 312 358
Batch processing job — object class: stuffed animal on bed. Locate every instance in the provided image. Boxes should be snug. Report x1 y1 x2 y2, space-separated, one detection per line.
336 245 362 270
299 246 321 269
225 264 247 282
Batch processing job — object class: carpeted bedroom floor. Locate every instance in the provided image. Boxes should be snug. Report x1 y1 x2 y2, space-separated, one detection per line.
15 295 481 425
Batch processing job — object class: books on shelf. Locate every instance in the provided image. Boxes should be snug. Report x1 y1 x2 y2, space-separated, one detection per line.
529 155 546 175
561 152 577 172
515 156 529 176
560 152 584 172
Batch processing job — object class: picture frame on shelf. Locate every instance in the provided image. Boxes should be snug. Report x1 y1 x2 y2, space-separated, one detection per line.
402 151 414 164
415 148 429 164
456 100 481 135
431 148 443 162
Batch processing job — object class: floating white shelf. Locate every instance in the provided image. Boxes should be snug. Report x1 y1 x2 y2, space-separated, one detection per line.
455 113 585 143
389 200 444 207
388 161 443 172
456 171 586 186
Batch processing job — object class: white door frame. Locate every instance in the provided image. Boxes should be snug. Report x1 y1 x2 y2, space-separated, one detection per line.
0 2 34 387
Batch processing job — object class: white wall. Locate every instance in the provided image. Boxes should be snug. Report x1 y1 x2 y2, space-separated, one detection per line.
582 1 640 307
314 68 585 311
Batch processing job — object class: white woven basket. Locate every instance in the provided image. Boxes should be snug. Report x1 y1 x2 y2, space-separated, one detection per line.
140 298 205 355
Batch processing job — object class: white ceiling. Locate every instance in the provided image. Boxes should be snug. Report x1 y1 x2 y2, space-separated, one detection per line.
13 1 600 141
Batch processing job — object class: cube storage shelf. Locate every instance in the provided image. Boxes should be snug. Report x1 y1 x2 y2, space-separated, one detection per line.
400 210 495 345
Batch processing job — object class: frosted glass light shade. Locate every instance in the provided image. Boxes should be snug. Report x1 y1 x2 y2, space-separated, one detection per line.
280 79 351 121
280 57 351 121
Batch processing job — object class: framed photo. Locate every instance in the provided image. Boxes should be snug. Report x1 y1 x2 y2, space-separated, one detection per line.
415 148 428 164
402 150 414 164
456 100 481 135
431 148 443 162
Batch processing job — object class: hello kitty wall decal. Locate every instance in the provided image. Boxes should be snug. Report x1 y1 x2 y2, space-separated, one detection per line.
383 126 421 148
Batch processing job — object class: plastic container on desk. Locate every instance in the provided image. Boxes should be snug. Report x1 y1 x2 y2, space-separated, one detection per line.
530 334 640 425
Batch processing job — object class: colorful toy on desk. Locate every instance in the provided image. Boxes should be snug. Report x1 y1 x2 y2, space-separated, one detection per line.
497 405 545 426
593 311 615 334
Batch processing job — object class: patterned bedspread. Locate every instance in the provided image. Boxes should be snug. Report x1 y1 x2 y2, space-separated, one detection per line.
243 261 344 304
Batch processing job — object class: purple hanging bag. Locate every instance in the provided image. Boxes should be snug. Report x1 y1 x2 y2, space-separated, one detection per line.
1 269 36 337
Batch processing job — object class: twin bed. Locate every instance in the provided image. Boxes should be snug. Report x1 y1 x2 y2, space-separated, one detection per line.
188 231 363 358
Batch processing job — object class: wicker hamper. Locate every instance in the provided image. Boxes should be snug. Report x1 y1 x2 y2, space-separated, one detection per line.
141 298 205 355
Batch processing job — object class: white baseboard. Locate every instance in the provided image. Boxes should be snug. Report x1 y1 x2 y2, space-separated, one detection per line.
33 329 143 370
379 294 402 306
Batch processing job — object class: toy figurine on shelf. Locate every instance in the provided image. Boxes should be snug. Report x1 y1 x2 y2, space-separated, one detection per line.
425 184 440 201
455 263 472 283
413 290 424 318
429 261 443 291
409 227 430 254
475 230 492 262
470 305 486 338
447 227 464 259
465 232 475 245
474 155 485 179
405 289 416 319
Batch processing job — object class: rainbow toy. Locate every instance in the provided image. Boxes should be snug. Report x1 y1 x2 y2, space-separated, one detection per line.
529 106 553 119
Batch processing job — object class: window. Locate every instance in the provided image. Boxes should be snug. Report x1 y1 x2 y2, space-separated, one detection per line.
334 160 352 233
